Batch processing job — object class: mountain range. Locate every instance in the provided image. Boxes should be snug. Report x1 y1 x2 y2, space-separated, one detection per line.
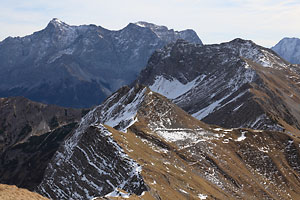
1 19 300 200
0 19 202 108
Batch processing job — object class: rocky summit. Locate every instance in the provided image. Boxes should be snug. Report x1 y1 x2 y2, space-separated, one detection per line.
0 18 202 108
135 39 300 134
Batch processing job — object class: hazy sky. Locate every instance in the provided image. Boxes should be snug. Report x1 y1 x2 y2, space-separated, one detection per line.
1 0 299 47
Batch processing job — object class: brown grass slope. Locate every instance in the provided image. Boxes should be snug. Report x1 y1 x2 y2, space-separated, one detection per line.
249 60 300 135
0 184 48 200
100 88 300 200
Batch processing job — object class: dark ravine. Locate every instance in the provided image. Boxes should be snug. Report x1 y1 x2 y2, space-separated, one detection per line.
0 19 202 108
0 96 84 191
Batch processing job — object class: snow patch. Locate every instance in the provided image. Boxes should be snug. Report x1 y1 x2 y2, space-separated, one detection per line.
192 94 231 120
101 87 147 132
235 131 246 141
179 189 188 194
105 189 130 199
198 193 208 199
150 75 205 99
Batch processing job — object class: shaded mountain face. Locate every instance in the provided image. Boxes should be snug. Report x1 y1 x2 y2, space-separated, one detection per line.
36 85 300 199
0 97 85 190
0 18 202 108
135 39 300 133
272 37 300 64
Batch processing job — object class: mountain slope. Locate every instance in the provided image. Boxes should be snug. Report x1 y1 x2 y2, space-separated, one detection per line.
0 184 48 200
0 97 85 190
37 85 300 199
135 39 300 134
272 37 300 64
36 87 149 199
0 19 202 108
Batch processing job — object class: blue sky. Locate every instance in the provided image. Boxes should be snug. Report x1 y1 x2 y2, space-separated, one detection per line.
1 0 299 47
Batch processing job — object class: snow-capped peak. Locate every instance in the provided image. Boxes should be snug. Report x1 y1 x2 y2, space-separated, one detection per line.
134 21 203 45
48 18 69 28
51 18 63 24
224 38 288 69
134 21 168 31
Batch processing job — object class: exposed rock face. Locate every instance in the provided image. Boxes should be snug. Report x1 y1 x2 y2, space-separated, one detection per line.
0 184 48 200
36 88 148 199
0 18 202 108
0 97 84 190
272 37 300 64
135 39 300 133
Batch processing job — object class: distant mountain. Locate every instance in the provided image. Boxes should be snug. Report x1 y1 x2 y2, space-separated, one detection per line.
135 39 300 133
272 37 300 64
0 18 202 108
0 97 85 190
37 84 300 199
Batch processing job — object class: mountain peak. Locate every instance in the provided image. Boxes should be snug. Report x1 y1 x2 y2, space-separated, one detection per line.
135 21 168 30
134 21 203 45
271 37 300 64
227 38 255 46
46 18 70 31
49 18 67 25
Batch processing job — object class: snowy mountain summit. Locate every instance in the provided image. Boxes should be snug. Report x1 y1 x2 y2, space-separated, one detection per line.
135 21 202 44
0 18 202 108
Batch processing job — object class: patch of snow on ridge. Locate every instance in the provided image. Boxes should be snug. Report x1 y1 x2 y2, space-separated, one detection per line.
235 131 247 141
192 66 255 120
150 75 205 99
154 128 221 143
105 189 130 198
102 87 147 132
192 94 231 120
198 193 208 199
47 48 75 63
